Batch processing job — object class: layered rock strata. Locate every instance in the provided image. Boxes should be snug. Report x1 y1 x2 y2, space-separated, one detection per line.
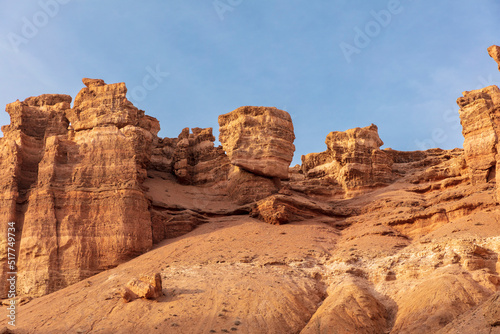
3 46 500 334
0 79 159 297
218 106 295 180
0 94 72 297
171 127 230 185
457 69 500 187
301 124 394 197
218 106 296 204
488 45 500 71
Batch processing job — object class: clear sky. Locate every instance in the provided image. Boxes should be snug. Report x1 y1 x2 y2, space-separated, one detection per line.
1 1 499 165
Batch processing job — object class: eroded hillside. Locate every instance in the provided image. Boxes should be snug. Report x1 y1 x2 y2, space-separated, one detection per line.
0 46 499 333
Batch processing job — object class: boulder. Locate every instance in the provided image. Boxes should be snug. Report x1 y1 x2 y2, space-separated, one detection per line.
121 273 163 302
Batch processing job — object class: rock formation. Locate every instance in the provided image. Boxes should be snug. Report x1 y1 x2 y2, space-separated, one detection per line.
120 273 162 302
170 127 230 185
456 45 500 191
301 124 394 197
218 106 295 180
457 86 500 187
150 127 230 185
2 46 500 334
218 106 296 204
0 79 159 298
488 45 500 71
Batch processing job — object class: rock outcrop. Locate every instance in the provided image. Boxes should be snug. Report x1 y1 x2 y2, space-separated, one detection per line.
488 45 500 71
457 83 500 186
171 127 230 185
120 273 162 302
0 94 72 297
150 127 230 185
218 106 295 180
0 79 159 298
301 124 393 197
301 279 389 334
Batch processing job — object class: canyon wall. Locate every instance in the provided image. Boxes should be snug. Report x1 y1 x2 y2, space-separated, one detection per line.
301 124 394 198
0 80 159 297
0 44 499 327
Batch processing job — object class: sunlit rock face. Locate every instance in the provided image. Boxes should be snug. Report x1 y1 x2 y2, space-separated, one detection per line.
218 106 295 180
488 45 500 71
4 46 500 334
301 124 394 197
457 85 500 185
0 79 158 297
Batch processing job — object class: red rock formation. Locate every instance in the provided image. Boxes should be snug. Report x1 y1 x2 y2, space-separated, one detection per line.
120 273 162 302
488 45 500 71
218 106 295 180
0 79 160 298
301 124 393 197
226 166 281 205
456 45 500 188
3 46 500 333
150 127 230 185
457 84 500 185
172 127 230 185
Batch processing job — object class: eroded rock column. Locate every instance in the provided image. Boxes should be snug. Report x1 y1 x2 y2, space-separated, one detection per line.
218 106 295 204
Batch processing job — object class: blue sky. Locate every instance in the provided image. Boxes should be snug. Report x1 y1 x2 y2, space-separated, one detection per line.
1 1 499 165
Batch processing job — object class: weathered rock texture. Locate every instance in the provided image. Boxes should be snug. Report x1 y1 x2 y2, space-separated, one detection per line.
150 127 230 185
3 46 500 334
301 279 389 334
0 94 72 297
456 45 500 189
218 106 295 180
488 45 500 71
301 124 394 197
120 273 162 302
457 85 500 185
0 79 160 298
226 165 281 205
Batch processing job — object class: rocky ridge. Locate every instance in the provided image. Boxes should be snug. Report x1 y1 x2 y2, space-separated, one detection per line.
0 46 499 333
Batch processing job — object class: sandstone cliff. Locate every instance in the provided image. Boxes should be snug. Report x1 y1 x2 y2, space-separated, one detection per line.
150 127 230 185
457 85 500 185
0 79 158 297
1 46 500 334
300 124 394 198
